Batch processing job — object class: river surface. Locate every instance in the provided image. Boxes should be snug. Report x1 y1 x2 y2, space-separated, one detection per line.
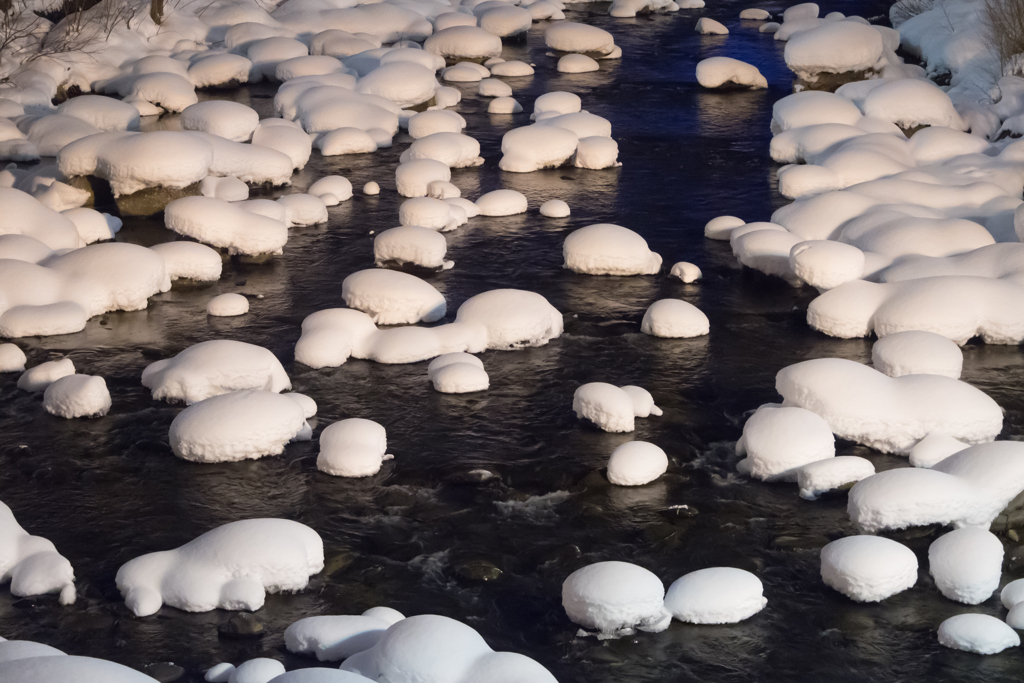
5 2 1024 681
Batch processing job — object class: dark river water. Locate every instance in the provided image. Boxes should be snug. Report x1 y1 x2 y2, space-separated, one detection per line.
5 2 1024 681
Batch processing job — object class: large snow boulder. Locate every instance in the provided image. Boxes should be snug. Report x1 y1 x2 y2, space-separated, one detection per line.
562 562 671 637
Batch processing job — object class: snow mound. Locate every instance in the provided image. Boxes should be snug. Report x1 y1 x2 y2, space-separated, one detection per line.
252 119 312 171
165 196 288 256
479 6 532 37
772 91 862 133
208 293 249 317
357 62 436 109
342 269 445 324
558 54 599 73
909 432 968 468
0 344 26 373
564 224 661 275
820 535 917 602
396 159 451 197
929 528 1002 605
476 189 527 216
181 101 260 142
428 352 489 393
784 22 883 82
0 187 85 250
57 95 140 132
285 607 405 661
640 299 709 338
664 568 766 624
189 54 252 89
0 655 160 682
424 26 502 59
142 339 291 405
776 358 1002 453
278 194 328 226
606 441 668 486
116 518 324 616
737 404 835 480
309 176 353 204
43 374 111 419
150 242 223 282
862 79 966 131
0 501 75 605
798 456 875 500
62 208 120 244
491 60 534 77
789 240 864 290
695 18 728 34
938 614 1020 655
228 658 284 683
17 358 75 392
317 418 391 477
540 200 570 218
374 226 451 269
499 125 578 172
562 562 670 637
400 132 483 168
669 262 702 282
573 382 662 433
408 110 466 139
545 23 616 55
341 615 557 682
696 57 767 89
871 331 962 378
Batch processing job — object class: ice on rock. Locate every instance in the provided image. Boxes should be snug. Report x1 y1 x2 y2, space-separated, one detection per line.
408 110 466 139
310 176 353 205
428 352 489 394
400 132 483 168
342 269 446 324
562 562 670 637
208 293 249 317
871 331 962 379
606 441 668 486
664 568 766 624
929 528 1002 605
0 655 161 682
142 340 291 405
396 159 451 198
56 95 140 132
704 215 745 241
564 224 661 275
736 404 835 481
341 614 557 682
558 54 600 73
696 57 767 89
540 199 570 218
181 101 260 142
424 26 503 59
573 382 661 433
938 614 1020 655
476 189 528 216
170 390 310 463
285 607 404 661
116 518 324 617
545 22 617 55
0 344 26 372
499 124 578 172
0 501 75 605
640 299 709 338
821 535 917 602
797 456 875 499
150 242 223 282
278 194 328 227
783 22 882 83
374 226 452 270
862 79 966 131
17 358 75 392
42 374 111 419
771 91 862 134
165 196 288 257
908 432 968 469
776 358 1002 453
317 418 391 477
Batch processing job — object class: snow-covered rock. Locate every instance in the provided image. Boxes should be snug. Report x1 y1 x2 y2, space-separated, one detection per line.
0 655 161 682
820 535 917 602
17 358 75 392
938 614 1020 655
317 418 392 477
116 519 324 616
285 607 405 661
42 374 111 419
428 352 489 394
540 200 570 218
476 189 528 217
424 26 503 60
664 568 766 624
0 501 75 605
142 340 290 404
871 331 962 379
695 17 728 34
797 456 875 500
207 293 249 317
564 224 661 275
737 404 835 481
573 382 662 433
696 57 767 89
669 262 701 283
640 299 709 338
181 101 260 142
0 344 26 372
396 159 451 198
928 528 1002 605
150 242 223 282
374 226 451 270
862 79 966 131
165 196 288 257
342 269 445 324
606 441 668 486
545 23 616 55
562 562 670 637
784 22 883 83
499 124 578 172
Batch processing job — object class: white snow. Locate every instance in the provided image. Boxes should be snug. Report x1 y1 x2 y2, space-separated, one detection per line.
229 659 285 683
696 57 767 89
0 655 161 682
428 353 489 393
181 101 260 142
165 196 288 257
116 519 324 616
0 344 26 372
797 456 875 500
0 501 75 605
545 23 617 55
573 382 661 433
317 418 391 477
564 224 661 275
664 568 766 624
820 535 918 602
285 607 404 661
606 441 668 486
862 79 966 131
408 110 466 139
929 528 1002 605
736 404 835 481
17 358 75 393
396 159 451 197
704 215 746 240
499 124 578 172
374 226 451 269
399 132 483 169
871 331 962 378
784 22 883 82
562 562 671 637
540 200 570 218
42 374 111 419
640 299 709 338
669 262 701 283
908 432 969 469
695 18 728 35
142 339 291 405
57 95 140 132
342 269 446 324
424 26 503 59
558 54 600 73
938 614 1020 655
309 176 353 204
207 293 249 317
476 189 528 216
150 242 223 282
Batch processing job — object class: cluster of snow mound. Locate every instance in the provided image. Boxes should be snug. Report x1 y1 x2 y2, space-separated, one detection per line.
43 374 111 419
116 519 324 617
849 441 1024 532
170 390 311 463
928 528 1002 605
165 196 288 257
797 456 875 500
776 358 1001 454
0 501 75 605
428 352 489 394
938 614 1020 655
871 330 962 378
641 299 709 338
342 269 446 324
317 418 392 477
295 289 562 368
607 441 668 486
341 615 557 682
736 404 835 481
0 242 171 338
374 226 453 270
285 607 405 662
664 568 766 624
573 382 662 433
562 562 671 637
696 57 767 89
564 224 661 275
142 340 291 404
820 535 918 602
208 293 249 317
